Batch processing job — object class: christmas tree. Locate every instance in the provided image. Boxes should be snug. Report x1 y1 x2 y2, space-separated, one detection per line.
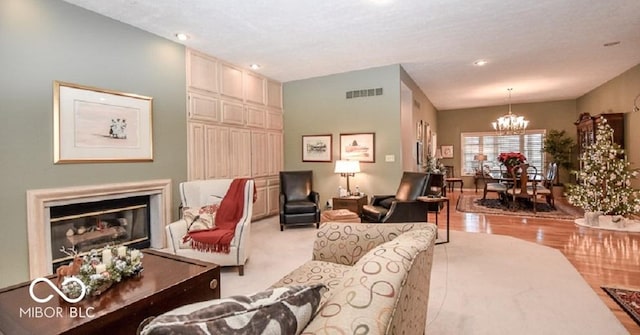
566 118 640 215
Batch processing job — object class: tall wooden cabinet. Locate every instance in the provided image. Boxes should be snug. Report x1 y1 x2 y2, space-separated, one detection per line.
574 113 624 157
186 49 284 220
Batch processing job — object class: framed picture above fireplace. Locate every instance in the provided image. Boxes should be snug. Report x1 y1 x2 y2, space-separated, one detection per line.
53 81 153 163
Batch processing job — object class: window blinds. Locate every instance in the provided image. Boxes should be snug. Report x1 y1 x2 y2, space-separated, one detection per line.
460 130 546 176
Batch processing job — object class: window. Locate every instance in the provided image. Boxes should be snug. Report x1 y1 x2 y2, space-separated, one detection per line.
460 129 546 176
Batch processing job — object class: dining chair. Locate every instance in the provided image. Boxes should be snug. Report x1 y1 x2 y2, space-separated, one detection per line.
481 165 508 200
505 163 541 213
444 165 464 193
530 162 556 208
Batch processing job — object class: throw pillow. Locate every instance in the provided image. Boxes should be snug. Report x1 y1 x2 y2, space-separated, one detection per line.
183 204 219 232
140 284 326 335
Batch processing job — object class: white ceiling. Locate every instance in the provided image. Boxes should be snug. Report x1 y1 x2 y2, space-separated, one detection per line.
63 0 640 110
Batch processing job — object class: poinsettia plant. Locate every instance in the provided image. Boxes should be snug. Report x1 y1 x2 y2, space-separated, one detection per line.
497 152 527 167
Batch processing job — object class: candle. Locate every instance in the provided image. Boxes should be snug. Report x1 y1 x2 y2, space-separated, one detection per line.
102 249 113 265
130 249 140 261
117 246 127 257
95 264 106 274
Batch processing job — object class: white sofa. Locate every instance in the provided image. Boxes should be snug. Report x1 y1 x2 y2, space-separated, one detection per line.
164 179 254 275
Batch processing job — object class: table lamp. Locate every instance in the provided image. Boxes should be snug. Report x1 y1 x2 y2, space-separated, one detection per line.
334 160 360 195
474 154 487 172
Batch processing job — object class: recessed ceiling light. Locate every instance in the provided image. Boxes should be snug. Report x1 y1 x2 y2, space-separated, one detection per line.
249 64 261 70
603 41 620 47
473 59 488 66
175 33 189 41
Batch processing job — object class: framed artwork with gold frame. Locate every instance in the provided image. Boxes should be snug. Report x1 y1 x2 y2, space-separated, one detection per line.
53 81 153 163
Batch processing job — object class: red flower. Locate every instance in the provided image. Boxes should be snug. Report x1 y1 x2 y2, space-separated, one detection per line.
497 152 527 167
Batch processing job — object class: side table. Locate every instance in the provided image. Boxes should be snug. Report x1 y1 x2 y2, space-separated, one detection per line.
417 196 450 244
332 195 368 217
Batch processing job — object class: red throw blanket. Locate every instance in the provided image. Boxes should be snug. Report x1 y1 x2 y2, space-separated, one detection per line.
185 178 256 253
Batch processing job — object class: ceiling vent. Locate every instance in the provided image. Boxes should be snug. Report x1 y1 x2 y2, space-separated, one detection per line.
346 87 383 99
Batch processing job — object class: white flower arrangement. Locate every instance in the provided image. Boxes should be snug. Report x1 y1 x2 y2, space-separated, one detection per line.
425 154 446 174
566 118 640 215
61 245 143 299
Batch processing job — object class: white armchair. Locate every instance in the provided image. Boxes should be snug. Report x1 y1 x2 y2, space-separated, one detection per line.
165 179 254 275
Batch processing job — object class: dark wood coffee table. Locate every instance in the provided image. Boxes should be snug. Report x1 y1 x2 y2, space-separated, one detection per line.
0 249 220 335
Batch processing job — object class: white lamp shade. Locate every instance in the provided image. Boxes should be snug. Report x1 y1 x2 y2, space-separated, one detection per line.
474 154 487 161
334 160 361 174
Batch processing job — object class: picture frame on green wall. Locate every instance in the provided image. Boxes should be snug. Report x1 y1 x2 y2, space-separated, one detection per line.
53 81 153 163
302 134 332 162
340 132 375 163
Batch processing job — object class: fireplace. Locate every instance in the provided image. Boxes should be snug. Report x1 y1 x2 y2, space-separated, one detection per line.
50 196 151 271
27 179 172 279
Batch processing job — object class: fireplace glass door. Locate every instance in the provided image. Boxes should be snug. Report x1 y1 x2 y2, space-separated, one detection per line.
50 196 150 268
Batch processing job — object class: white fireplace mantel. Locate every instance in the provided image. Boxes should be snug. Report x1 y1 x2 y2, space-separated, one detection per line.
26 179 172 279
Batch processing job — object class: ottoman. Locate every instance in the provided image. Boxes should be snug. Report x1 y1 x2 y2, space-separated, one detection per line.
320 209 361 223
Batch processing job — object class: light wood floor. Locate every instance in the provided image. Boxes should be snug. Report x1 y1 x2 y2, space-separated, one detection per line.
439 189 640 334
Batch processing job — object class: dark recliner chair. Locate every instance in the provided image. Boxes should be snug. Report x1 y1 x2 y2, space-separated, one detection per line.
279 170 320 231
361 172 432 223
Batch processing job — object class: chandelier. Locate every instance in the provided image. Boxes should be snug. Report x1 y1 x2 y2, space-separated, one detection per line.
492 88 529 135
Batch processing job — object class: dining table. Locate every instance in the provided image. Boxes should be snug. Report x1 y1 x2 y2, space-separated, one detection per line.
487 170 544 184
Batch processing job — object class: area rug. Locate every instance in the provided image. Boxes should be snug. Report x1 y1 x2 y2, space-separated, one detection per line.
602 287 640 326
214 216 627 334
456 193 580 220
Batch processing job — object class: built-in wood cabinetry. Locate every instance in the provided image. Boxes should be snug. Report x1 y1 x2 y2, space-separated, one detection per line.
267 177 280 215
188 93 219 123
220 63 244 101
245 72 266 105
252 178 268 218
267 80 282 109
187 52 219 94
186 49 283 220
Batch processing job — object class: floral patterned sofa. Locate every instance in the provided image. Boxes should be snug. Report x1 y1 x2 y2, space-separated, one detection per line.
272 222 437 334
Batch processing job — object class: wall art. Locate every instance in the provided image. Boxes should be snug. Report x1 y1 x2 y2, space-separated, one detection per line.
302 134 332 162
340 132 375 163
54 81 153 163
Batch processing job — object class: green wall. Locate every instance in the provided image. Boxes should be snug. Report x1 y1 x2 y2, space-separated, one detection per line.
437 100 578 184
283 65 404 206
281 64 438 206
0 0 187 287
